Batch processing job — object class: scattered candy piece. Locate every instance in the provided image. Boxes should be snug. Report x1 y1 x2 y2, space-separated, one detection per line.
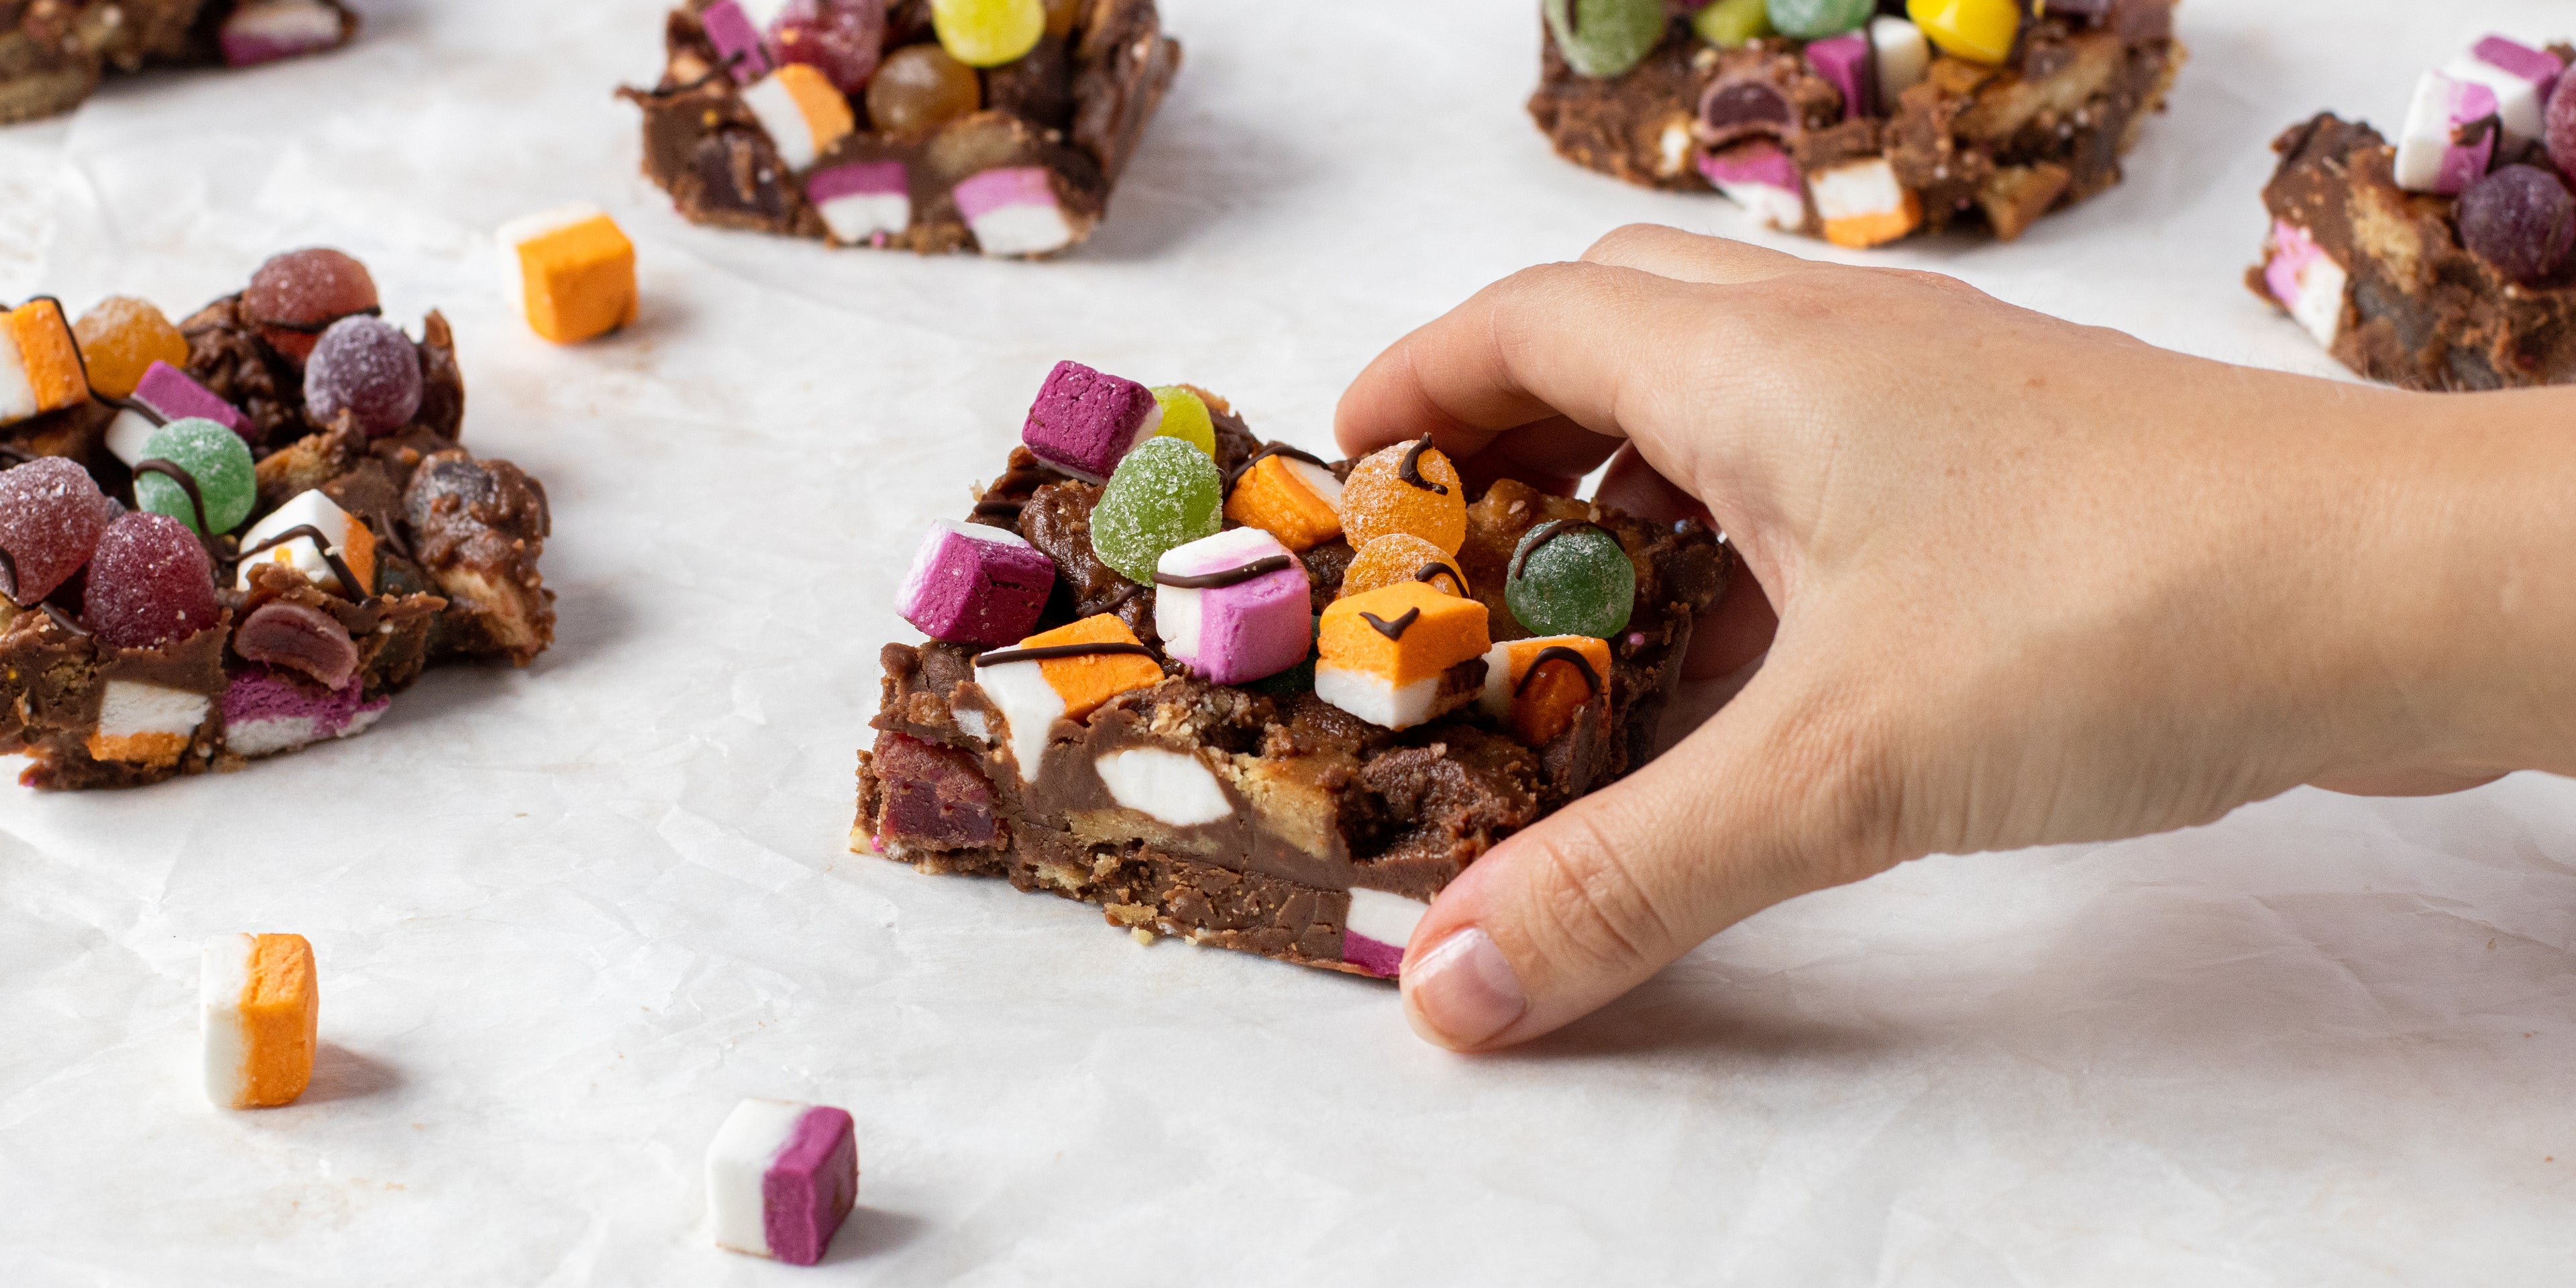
199 933 317 1109
1805 31 1874 118
896 519 1055 646
1809 156 1923 248
221 667 388 758
234 602 360 689
1151 527 1310 684
1478 635 1614 746
1340 533 1467 601
72 296 188 400
244 248 378 364
2457 166 2576 286
955 166 1077 258
1701 142 1807 231
219 0 344 68
235 489 377 598
809 160 913 244
1223 447 1344 552
1505 520 1635 639
88 678 210 765
2393 71 2501 196
1544 0 1665 80
1338 437 1467 557
707 1099 861 1267
0 299 88 427
1147 386 1216 457
1907 0 2018 65
2261 219 2349 348
1870 16 1931 107
1767 0 1872 41
741 63 856 171
134 418 255 536
2551 73 2576 178
498 205 637 345
2443 36 2565 146
1091 436 1224 583
1341 889 1428 978
930 0 1046 68
85 512 220 649
1692 0 1772 49
973 614 1164 780
699 0 773 83
1314 582 1492 731
1022 360 1161 480
305 315 423 436
865 42 983 133
107 362 253 464
0 458 115 604
773 0 887 94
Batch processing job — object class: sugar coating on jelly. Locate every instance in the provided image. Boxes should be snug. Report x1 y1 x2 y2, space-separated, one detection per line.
135 418 255 536
73 296 189 400
0 458 117 604
84 512 221 649
2457 165 2576 285
305 315 423 435
1505 523 1635 640
244 248 377 363
1544 0 1663 78
1770 0 1873 40
1090 437 1224 584
1340 438 1467 556
1148 386 1216 457
775 0 886 93
1341 533 1466 600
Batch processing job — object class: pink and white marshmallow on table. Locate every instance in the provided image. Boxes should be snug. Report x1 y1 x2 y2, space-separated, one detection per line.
705 1099 859 1267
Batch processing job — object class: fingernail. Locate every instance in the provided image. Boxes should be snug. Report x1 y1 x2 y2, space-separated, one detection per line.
1403 928 1527 1049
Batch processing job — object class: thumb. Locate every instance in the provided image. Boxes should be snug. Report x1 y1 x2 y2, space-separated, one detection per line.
1397 671 1888 1051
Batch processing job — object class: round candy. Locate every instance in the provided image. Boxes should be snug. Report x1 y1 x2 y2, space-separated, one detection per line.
0 458 118 604
2457 165 2575 286
1692 0 1772 48
1090 437 1224 584
1765 0 1870 39
1907 0 2019 64
73 296 189 400
1338 437 1467 556
2549 74 2576 182
243 248 378 364
84 511 221 649
1042 0 1081 38
930 0 1044 68
305 315 423 436
1542 0 1664 79
133 417 255 536
1148 385 1216 458
866 42 983 133
1505 521 1635 639
775 0 885 94
1340 533 1467 601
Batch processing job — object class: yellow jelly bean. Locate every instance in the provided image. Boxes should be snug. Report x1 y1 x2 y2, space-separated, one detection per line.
1339 437 1468 557
1148 385 1216 457
1907 0 2018 64
930 0 1046 68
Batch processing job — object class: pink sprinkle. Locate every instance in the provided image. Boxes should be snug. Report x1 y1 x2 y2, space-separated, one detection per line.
952 167 1057 222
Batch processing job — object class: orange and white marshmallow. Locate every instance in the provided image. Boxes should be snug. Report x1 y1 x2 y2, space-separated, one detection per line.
740 63 853 171
1809 156 1923 249
1223 451 1345 552
972 614 1165 781
87 681 210 767
200 932 318 1109
0 299 89 427
1315 582 1491 731
1478 635 1613 747
498 204 637 345
235 489 375 597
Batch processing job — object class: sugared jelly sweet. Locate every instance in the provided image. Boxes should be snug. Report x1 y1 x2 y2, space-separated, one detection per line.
1693 0 1772 48
1906 0 2017 65
931 0 1044 68
1340 533 1467 601
244 248 378 364
74 297 189 400
774 0 885 94
1767 0 1872 40
0 458 117 604
304 315 423 436
1544 0 1664 79
84 512 221 649
1339 437 1467 556
1506 521 1635 639
2550 74 2576 180
1090 437 1224 584
865 42 983 133
2457 166 2576 286
134 418 255 536
1148 386 1216 458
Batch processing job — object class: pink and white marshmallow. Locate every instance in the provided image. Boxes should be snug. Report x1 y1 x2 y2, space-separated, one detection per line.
699 0 775 83
706 1098 860 1267
2262 219 2348 350
808 160 911 244
2394 71 2502 195
1699 142 1807 233
954 167 1077 259
897 520 1056 648
1340 889 1428 979
1150 527 1310 685
219 0 345 68
2443 36 2567 147
107 362 251 466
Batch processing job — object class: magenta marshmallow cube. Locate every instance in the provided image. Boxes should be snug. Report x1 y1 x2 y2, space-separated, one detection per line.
1805 32 1874 119
898 520 1055 647
1020 360 1161 482
1151 527 1309 685
707 1099 859 1267
2394 70 2501 195
700 0 775 83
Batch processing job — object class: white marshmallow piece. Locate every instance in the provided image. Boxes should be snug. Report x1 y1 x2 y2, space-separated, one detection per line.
199 933 255 1108
740 74 820 170
0 327 35 423
1281 455 1344 515
1656 118 1694 179
706 1097 811 1259
2444 49 2550 145
97 680 209 745
1476 641 1519 720
1094 747 1232 828
1870 17 1931 107
2393 71 2500 195
105 407 161 466
1344 889 1430 951
235 490 366 594
817 192 911 244
733 0 792 30
1313 664 1441 732
1810 156 1911 225
974 659 1066 783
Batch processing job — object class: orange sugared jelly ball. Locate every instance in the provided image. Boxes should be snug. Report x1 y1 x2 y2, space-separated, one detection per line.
1339 436 1467 556
1340 533 1466 600
74 296 189 400
1042 0 1083 38
865 43 983 134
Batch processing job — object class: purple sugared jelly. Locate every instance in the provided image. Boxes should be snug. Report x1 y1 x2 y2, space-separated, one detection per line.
1805 32 1874 119
83 513 220 649
2458 164 2576 285
2549 74 2576 182
0 458 118 605
244 248 378 364
1020 360 1160 481
304 315 423 436
896 520 1055 646
775 0 885 94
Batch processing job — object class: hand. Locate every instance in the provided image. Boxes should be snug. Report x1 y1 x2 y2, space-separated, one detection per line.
1334 225 2576 1052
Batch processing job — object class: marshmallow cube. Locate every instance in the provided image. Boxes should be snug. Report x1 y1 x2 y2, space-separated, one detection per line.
1341 889 1429 979
219 0 342 68
955 167 1078 259
708 1099 860 1266
2394 72 2501 195
1152 527 1311 684
236 489 377 598
975 614 1163 781
1222 451 1344 551
699 0 773 83
498 205 638 345
1701 142 1808 232
86 680 209 767
1093 746 1232 827
106 362 254 466
808 161 913 245
2262 219 2349 350
1314 581 1491 731
0 298 87 427
1810 156 1925 248
2446 36 2566 145
1478 634 1614 747
896 519 1055 647
221 668 390 759
1020 360 1162 481
1871 17 1931 106
201 932 317 1109
1805 32 1874 119
741 64 855 171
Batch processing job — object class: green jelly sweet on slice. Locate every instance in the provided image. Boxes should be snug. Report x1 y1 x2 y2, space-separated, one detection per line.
134 417 254 535
1091 436 1224 584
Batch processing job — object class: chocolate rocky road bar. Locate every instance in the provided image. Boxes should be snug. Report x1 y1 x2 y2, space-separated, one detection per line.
0 0 356 125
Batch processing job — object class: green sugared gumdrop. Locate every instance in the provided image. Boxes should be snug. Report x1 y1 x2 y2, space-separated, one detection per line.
1543 0 1666 79
1693 0 1772 47
135 417 254 535
1765 0 1872 39
1091 437 1223 584
1505 524 1636 639
1149 386 1216 458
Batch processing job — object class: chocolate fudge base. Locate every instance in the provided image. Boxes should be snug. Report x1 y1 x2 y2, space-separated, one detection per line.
1 1 357 125
2249 113 2576 391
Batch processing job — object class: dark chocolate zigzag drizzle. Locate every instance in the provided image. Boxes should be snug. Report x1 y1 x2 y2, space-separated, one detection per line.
130 458 217 547
1514 645 1603 700
1151 555 1293 590
1507 519 1612 585
973 641 1157 667
104 394 168 428
1359 607 1421 640
238 523 366 599
1411 561 1465 596
252 303 383 335
1397 435 1449 496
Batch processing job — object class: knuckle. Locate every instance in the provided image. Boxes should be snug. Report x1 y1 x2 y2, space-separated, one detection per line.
1516 805 1680 976
1581 222 1673 262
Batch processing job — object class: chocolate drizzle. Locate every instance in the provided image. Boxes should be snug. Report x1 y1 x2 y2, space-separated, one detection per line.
1397 436 1449 496
41 603 87 637
973 641 1158 667
130 459 217 545
1224 441 1334 486
1515 645 1603 700
0 443 35 465
104 394 169 428
250 303 384 335
1411 561 1465 596
238 523 366 600
1507 519 1612 584
1358 608 1420 640
1151 555 1293 590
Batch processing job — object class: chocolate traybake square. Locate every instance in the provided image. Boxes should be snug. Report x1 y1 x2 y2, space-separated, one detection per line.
1 0 355 125
855 366 1730 978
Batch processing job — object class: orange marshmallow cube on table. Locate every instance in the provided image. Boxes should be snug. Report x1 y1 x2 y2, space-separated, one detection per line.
1315 581 1491 731
200 932 319 1109
971 614 1165 781
499 205 638 345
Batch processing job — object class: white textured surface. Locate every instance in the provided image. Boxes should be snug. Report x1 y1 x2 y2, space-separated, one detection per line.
3 1 2575 1284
